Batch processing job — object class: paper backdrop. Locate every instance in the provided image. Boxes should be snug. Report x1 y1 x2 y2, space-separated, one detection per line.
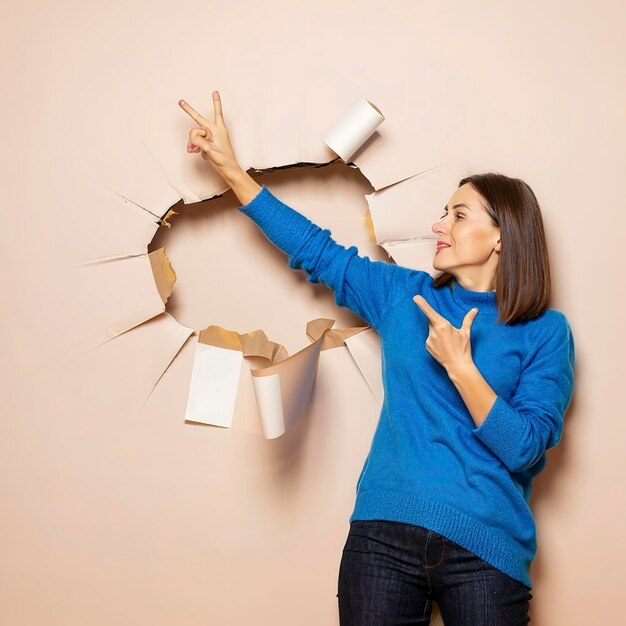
2 1 624 625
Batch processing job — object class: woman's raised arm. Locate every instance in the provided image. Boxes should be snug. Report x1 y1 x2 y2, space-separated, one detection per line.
234 183 428 330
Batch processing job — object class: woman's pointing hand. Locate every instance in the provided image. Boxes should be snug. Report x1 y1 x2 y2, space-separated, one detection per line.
413 294 479 375
178 91 242 181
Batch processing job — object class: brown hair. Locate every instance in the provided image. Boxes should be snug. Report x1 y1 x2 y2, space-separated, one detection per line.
433 172 551 325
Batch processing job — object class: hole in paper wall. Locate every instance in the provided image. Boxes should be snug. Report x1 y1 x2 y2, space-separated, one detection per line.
147 161 395 348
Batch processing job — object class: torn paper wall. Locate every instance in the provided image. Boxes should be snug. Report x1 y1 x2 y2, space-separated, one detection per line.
46 82 470 445
53 87 466 440
139 98 467 438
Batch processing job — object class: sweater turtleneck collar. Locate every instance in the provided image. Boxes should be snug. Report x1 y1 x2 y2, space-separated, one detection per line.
450 279 498 313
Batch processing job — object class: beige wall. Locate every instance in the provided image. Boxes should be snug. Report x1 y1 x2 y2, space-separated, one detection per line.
1 1 624 624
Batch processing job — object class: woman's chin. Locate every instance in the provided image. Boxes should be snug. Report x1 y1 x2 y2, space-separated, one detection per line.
433 260 453 274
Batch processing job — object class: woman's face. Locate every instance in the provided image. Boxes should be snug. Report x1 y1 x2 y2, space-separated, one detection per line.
431 183 501 287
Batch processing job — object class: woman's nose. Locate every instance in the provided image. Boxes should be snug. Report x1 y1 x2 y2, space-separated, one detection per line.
432 221 444 235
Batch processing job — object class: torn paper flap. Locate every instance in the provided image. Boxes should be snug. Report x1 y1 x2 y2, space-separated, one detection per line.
364 161 478 270
364 208 378 245
366 161 474 244
198 326 289 364
159 207 179 228
249 337 323 439
380 241 439 274
186 319 369 439
149 247 177 305
344 327 384 406
64 250 174 361
64 311 194 415
184 342 243 428
58 173 166 265
321 98 385 163
305 317 372 349
251 374 285 439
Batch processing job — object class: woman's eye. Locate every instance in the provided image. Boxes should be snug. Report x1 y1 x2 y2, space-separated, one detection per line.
438 213 464 220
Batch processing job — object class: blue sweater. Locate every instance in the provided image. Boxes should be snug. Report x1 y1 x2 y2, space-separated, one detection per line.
238 185 575 590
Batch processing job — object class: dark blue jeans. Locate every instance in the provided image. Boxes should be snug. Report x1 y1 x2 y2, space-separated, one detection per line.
337 520 532 625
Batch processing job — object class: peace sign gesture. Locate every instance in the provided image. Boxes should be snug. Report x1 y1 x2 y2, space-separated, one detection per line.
413 294 479 374
178 91 242 181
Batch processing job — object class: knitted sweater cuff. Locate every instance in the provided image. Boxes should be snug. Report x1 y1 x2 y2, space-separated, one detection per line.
472 395 533 473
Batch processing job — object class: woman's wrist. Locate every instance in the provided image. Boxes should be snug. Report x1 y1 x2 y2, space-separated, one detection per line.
222 166 262 206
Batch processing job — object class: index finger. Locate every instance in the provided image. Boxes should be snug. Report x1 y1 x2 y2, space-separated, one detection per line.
178 99 210 128
413 294 444 324
212 91 225 125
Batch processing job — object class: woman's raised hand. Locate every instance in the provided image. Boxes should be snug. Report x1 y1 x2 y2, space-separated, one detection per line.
178 91 242 181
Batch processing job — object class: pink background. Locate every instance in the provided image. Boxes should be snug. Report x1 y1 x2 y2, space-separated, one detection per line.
2 1 624 624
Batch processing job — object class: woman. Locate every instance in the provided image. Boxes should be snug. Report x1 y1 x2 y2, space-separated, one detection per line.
179 92 575 626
